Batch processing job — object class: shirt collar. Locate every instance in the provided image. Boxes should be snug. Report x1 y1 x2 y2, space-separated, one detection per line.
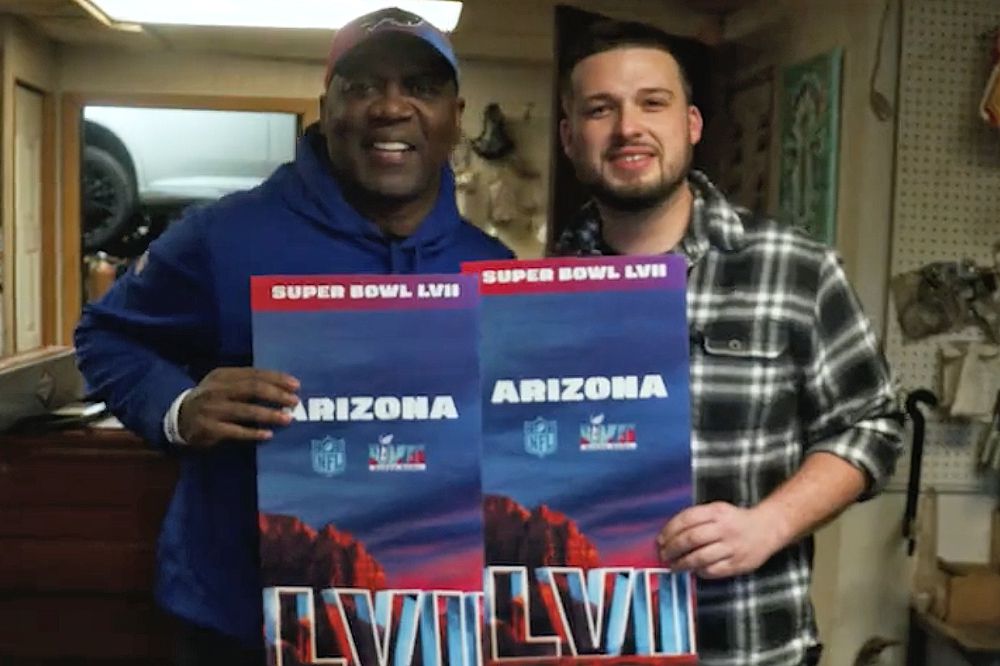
680 170 746 265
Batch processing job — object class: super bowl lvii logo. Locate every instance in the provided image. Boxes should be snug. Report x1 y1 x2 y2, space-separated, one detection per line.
580 413 637 451
368 433 427 472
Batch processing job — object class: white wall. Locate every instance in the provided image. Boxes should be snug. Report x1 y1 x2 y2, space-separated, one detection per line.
58 44 553 134
59 47 325 100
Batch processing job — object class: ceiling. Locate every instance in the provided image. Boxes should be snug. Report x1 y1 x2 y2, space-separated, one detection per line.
0 0 760 63
680 0 757 13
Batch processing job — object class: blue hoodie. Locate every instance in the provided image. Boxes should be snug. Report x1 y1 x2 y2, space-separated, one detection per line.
74 126 512 644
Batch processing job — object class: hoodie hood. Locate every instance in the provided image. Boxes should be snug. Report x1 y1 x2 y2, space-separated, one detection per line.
267 123 462 271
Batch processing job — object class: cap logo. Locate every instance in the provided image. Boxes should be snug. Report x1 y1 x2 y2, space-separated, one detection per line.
361 13 425 33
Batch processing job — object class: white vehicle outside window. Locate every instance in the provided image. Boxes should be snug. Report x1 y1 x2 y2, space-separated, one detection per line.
82 106 297 252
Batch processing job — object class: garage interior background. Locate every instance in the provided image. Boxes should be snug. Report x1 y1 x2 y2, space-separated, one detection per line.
0 1 998 665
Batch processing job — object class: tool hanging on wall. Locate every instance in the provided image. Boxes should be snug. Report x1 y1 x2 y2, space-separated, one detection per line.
903 389 939 556
890 251 1000 342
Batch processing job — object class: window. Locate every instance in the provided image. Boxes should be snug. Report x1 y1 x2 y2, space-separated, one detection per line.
60 94 317 342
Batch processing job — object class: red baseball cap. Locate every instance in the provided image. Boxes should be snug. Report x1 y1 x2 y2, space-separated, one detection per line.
323 7 459 88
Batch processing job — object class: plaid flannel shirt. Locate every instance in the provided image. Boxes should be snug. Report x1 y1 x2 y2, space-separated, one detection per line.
554 171 903 666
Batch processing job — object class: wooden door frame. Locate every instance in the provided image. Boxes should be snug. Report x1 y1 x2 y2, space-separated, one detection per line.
60 92 319 344
41 87 56 345
8 79 57 351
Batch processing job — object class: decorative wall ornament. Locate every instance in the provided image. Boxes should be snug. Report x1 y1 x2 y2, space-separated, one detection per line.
778 48 843 245
470 103 515 160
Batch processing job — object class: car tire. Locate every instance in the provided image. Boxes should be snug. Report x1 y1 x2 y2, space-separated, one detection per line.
82 144 137 252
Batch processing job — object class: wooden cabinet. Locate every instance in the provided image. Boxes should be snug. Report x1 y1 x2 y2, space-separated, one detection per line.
0 429 178 664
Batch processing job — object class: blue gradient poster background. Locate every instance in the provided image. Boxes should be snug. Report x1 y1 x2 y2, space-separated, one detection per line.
466 256 697 664
252 275 484 666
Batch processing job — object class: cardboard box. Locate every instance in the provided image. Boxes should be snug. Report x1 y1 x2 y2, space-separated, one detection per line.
929 510 1000 627
912 495 1000 628
938 560 1000 626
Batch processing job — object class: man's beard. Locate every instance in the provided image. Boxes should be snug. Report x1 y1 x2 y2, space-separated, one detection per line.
587 149 692 213
590 176 686 212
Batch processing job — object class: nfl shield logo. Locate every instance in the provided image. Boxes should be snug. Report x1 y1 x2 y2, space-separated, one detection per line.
311 437 346 476
524 418 557 458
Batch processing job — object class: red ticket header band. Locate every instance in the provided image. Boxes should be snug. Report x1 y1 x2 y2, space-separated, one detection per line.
251 274 478 311
462 256 682 296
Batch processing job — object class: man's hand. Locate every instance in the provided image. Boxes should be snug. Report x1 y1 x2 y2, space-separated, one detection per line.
177 368 300 447
655 502 788 579
657 454 867 579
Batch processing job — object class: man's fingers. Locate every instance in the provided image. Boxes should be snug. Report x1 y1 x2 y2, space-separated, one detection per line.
213 401 293 427
249 368 300 391
179 368 299 447
223 376 300 408
657 504 719 547
698 558 737 580
669 541 731 572
658 522 722 563
194 421 273 446
213 367 299 391
209 368 300 404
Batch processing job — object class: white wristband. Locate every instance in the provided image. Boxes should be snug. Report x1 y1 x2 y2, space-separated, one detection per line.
163 388 193 446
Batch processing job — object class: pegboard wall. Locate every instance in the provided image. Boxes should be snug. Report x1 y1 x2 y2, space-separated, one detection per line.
885 0 1000 492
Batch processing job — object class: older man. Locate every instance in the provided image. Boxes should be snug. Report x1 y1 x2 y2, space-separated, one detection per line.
75 8 511 664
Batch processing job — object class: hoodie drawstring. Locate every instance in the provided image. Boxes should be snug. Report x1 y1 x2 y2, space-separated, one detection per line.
388 241 404 274
388 241 424 274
